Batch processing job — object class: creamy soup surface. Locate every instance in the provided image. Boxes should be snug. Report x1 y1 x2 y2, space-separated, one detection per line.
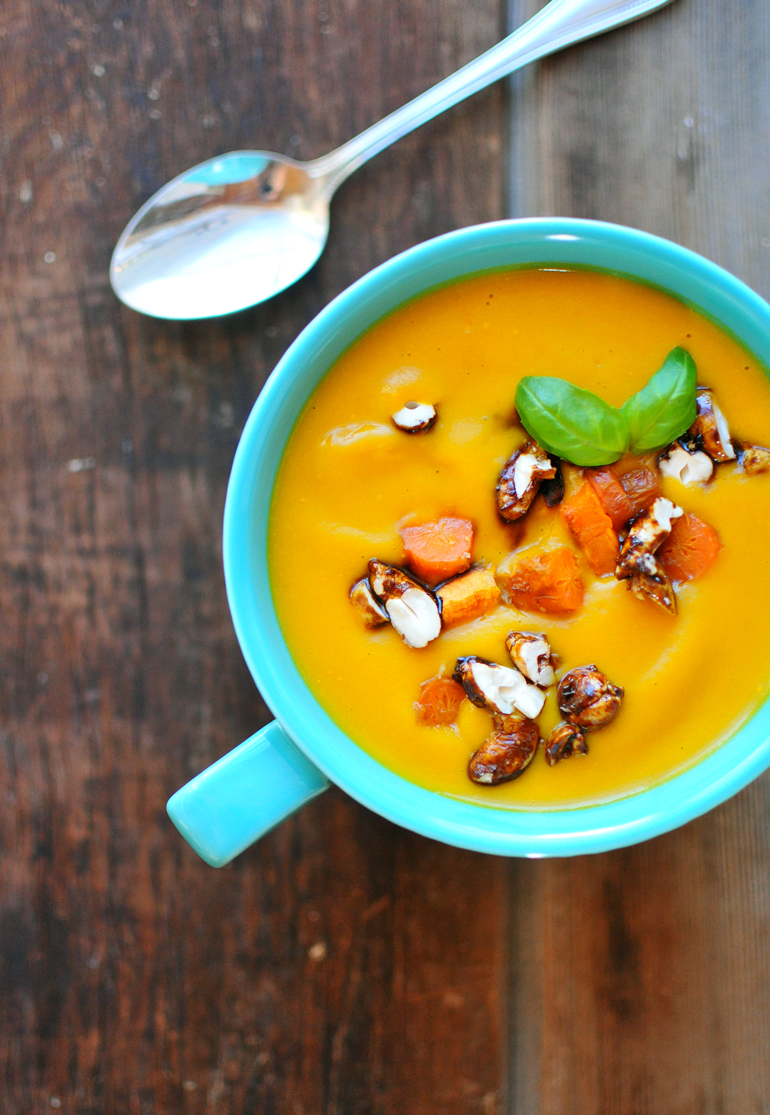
268 269 770 809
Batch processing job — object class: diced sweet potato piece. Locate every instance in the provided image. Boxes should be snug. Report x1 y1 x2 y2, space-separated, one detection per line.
400 516 474 584
560 483 620 576
658 513 722 582
436 566 500 628
586 467 634 530
415 676 466 726
497 546 584 615
618 467 662 518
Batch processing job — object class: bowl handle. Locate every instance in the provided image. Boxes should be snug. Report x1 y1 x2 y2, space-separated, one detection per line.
166 721 330 866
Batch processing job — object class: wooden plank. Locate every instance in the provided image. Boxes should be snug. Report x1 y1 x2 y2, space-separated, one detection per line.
507 0 770 1111
0 0 510 1111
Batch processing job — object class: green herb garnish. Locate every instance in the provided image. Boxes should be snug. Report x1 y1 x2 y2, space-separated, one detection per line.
515 377 629 466
515 347 697 466
620 347 697 453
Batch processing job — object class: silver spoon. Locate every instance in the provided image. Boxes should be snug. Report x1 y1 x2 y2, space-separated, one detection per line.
110 0 675 321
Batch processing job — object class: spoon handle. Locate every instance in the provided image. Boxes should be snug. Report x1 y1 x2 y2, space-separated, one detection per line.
309 0 673 196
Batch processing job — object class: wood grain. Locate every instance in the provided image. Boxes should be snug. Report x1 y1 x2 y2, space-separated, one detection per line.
6 0 770 1110
0 0 507 1111
508 1 770 1111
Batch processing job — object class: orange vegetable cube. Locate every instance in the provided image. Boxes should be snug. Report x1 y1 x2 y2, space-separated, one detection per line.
415 676 466 726
658 513 722 582
586 467 634 530
400 516 474 584
497 546 584 615
436 566 500 628
618 467 662 518
560 483 620 576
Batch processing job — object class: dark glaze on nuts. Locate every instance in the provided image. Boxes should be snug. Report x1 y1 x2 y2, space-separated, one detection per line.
678 431 706 455
741 444 770 476
545 721 588 766
630 568 677 615
453 655 497 709
615 499 682 614
690 387 734 462
660 436 697 461
505 630 555 687
349 577 389 627
367 558 442 648
616 501 677 581
539 460 564 507
557 665 624 732
467 715 540 785
496 440 556 522
368 559 432 602
658 436 714 478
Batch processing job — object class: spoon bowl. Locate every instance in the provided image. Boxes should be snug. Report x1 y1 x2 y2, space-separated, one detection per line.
111 152 330 319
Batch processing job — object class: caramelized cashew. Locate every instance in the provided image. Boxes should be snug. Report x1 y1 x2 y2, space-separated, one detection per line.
505 631 555 687
690 387 735 463
468 714 540 784
545 721 588 766
557 665 624 732
453 655 546 719
496 440 556 522
368 560 441 648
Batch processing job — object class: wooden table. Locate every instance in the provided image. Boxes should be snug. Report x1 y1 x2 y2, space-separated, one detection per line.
4 0 770 1110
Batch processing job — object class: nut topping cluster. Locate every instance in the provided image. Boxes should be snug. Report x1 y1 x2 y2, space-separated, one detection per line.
449 637 624 783
740 445 770 475
365 560 441 649
453 655 546 720
391 401 437 433
659 441 714 484
556 665 624 731
505 631 555 687
691 387 735 462
349 578 389 629
453 632 557 784
344 371 766 790
349 518 501 647
615 497 683 615
468 715 540 785
542 665 624 768
544 721 588 766
497 440 558 521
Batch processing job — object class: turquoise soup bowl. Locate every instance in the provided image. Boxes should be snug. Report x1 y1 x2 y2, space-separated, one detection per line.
167 217 770 866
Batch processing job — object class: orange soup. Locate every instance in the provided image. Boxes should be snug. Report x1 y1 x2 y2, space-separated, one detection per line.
268 269 770 808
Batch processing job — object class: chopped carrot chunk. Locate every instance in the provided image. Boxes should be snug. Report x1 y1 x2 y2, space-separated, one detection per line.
498 546 584 615
415 676 466 726
586 467 634 530
658 513 722 582
560 483 620 576
436 566 500 628
618 467 662 518
400 517 473 584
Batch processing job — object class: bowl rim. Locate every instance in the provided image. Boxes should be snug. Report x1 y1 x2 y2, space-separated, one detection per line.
223 216 770 856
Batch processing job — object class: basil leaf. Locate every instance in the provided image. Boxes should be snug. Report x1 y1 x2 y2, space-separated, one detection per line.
620 347 697 453
515 377 629 466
